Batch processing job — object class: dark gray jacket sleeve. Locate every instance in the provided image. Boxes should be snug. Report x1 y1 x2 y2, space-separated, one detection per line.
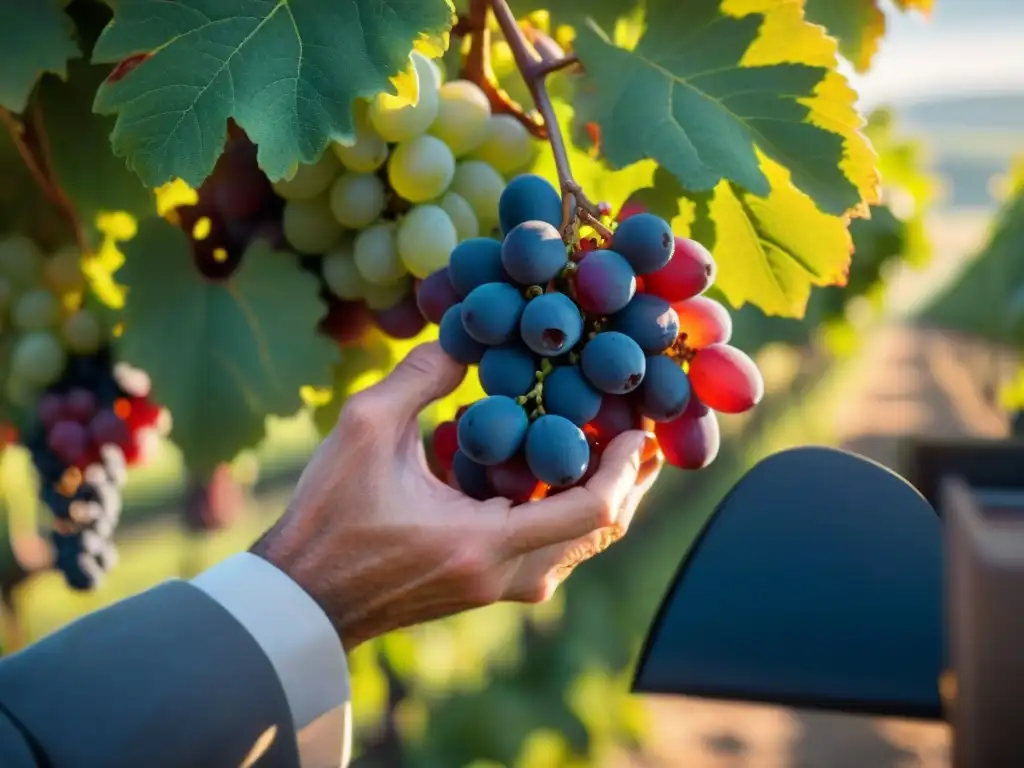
0 580 300 768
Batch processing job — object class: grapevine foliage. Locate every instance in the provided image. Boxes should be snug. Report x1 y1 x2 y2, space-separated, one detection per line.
804 0 933 73
0 1 79 113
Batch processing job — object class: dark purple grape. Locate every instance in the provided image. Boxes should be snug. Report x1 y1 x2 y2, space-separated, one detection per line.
417 267 460 324
371 294 427 339
48 420 89 467
573 250 636 315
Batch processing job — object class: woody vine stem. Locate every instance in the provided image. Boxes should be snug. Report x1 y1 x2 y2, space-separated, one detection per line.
458 0 614 244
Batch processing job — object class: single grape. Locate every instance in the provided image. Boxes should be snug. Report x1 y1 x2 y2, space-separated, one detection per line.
452 450 494 500
612 294 680 354
457 396 529 466
416 268 460 324
354 222 407 285
429 80 491 157
89 410 131 451
572 250 636 315
542 365 602 426
487 454 543 504
44 246 86 295
363 276 413 310
48 420 89 466
282 197 344 254
461 282 526 345
472 115 537 175
0 234 44 287
368 51 440 142
272 151 340 200
580 331 646 394
11 331 66 388
616 201 647 222
38 392 67 430
65 388 99 424
478 345 537 398
450 160 505 230
329 172 386 228
207 139 274 219
371 294 427 339
319 298 372 346
388 134 456 203
674 296 732 349
525 414 590 487
611 213 674 275
640 355 692 422
322 240 369 300
13 289 60 331
448 237 504 296
62 309 104 355
439 303 486 364
520 293 582 357
397 204 458 278
332 103 389 172
688 343 764 414
584 395 643 448
438 191 480 241
498 174 562 235
501 220 567 286
655 395 720 469
431 420 459 473
645 237 717 301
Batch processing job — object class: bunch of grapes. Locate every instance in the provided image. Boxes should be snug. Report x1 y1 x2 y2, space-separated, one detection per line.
270 51 538 347
24 355 166 590
419 175 764 502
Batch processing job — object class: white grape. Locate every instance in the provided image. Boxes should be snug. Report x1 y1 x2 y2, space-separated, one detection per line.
329 172 387 229
472 114 538 175
0 234 44 288
13 289 60 331
368 51 440 143
387 134 455 203
333 100 389 172
62 308 104 355
322 240 369 300
450 160 505 231
438 191 479 242
44 246 87 295
397 205 458 279
11 330 66 388
353 222 407 286
272 151 341 200
428 80 491 157
363 276 412 310
282 197 344 254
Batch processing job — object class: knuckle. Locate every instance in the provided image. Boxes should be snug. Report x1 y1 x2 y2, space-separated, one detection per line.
338 392 383 438
587 491 616 530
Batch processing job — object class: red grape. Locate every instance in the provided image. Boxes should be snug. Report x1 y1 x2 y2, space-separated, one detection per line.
655 395 720 469
644 237 716 302
372 294 427 339
416 268 460 325
616 201 646 222
89 410 131 449
65 388 98 424
48 420 90 467
431 421 458 473
674 296 733 349
319 298 372 347
38 392 67 430
487 455 543 504
120 396 161 430
584 395 643 448
688 343 764 414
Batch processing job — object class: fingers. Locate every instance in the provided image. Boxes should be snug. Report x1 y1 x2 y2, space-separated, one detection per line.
357 342 466 429
502 430 646 556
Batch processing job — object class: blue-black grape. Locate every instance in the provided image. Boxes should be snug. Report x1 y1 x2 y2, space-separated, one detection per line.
525 414 590 487
612 293 680 353
499 174 563 235
461 282 526 345
453 450 495 500
448 237 504 296
457 395 529 465
580 331 646 394
640 355 692 422
479 345 537 397
439 303 486 364
612 212 674 274
520 292 582 357
572 249 636 315
501 220 567 286
542 365 602 426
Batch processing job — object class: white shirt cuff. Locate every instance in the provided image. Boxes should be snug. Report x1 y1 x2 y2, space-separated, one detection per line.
192 552 352 768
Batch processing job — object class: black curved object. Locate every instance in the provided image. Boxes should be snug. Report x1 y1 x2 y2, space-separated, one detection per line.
632 446 945 720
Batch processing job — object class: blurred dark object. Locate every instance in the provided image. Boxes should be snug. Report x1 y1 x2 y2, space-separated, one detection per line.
902 436 1024 509
183 465 244 533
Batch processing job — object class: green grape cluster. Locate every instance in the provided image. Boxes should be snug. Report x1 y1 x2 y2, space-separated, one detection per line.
0 235 103 405
272 51 540 343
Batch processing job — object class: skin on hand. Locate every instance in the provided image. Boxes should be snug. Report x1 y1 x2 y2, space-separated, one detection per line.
251 342 663 650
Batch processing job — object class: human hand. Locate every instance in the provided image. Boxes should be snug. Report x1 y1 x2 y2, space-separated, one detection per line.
251 342 662 650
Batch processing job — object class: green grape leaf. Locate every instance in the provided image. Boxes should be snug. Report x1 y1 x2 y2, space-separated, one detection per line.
508 0 639 33
116 220 337 477
0 1 79 112
91 0 455 188
804 0 932 73
573 0 879 217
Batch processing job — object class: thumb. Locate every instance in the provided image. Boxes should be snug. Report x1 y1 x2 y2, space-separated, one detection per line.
366 342 467 426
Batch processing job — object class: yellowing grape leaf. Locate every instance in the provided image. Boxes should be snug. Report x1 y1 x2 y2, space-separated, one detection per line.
573 0 878 217
116 220 337 477
0 1 79 112
804 0 933 73
91 0 455 188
